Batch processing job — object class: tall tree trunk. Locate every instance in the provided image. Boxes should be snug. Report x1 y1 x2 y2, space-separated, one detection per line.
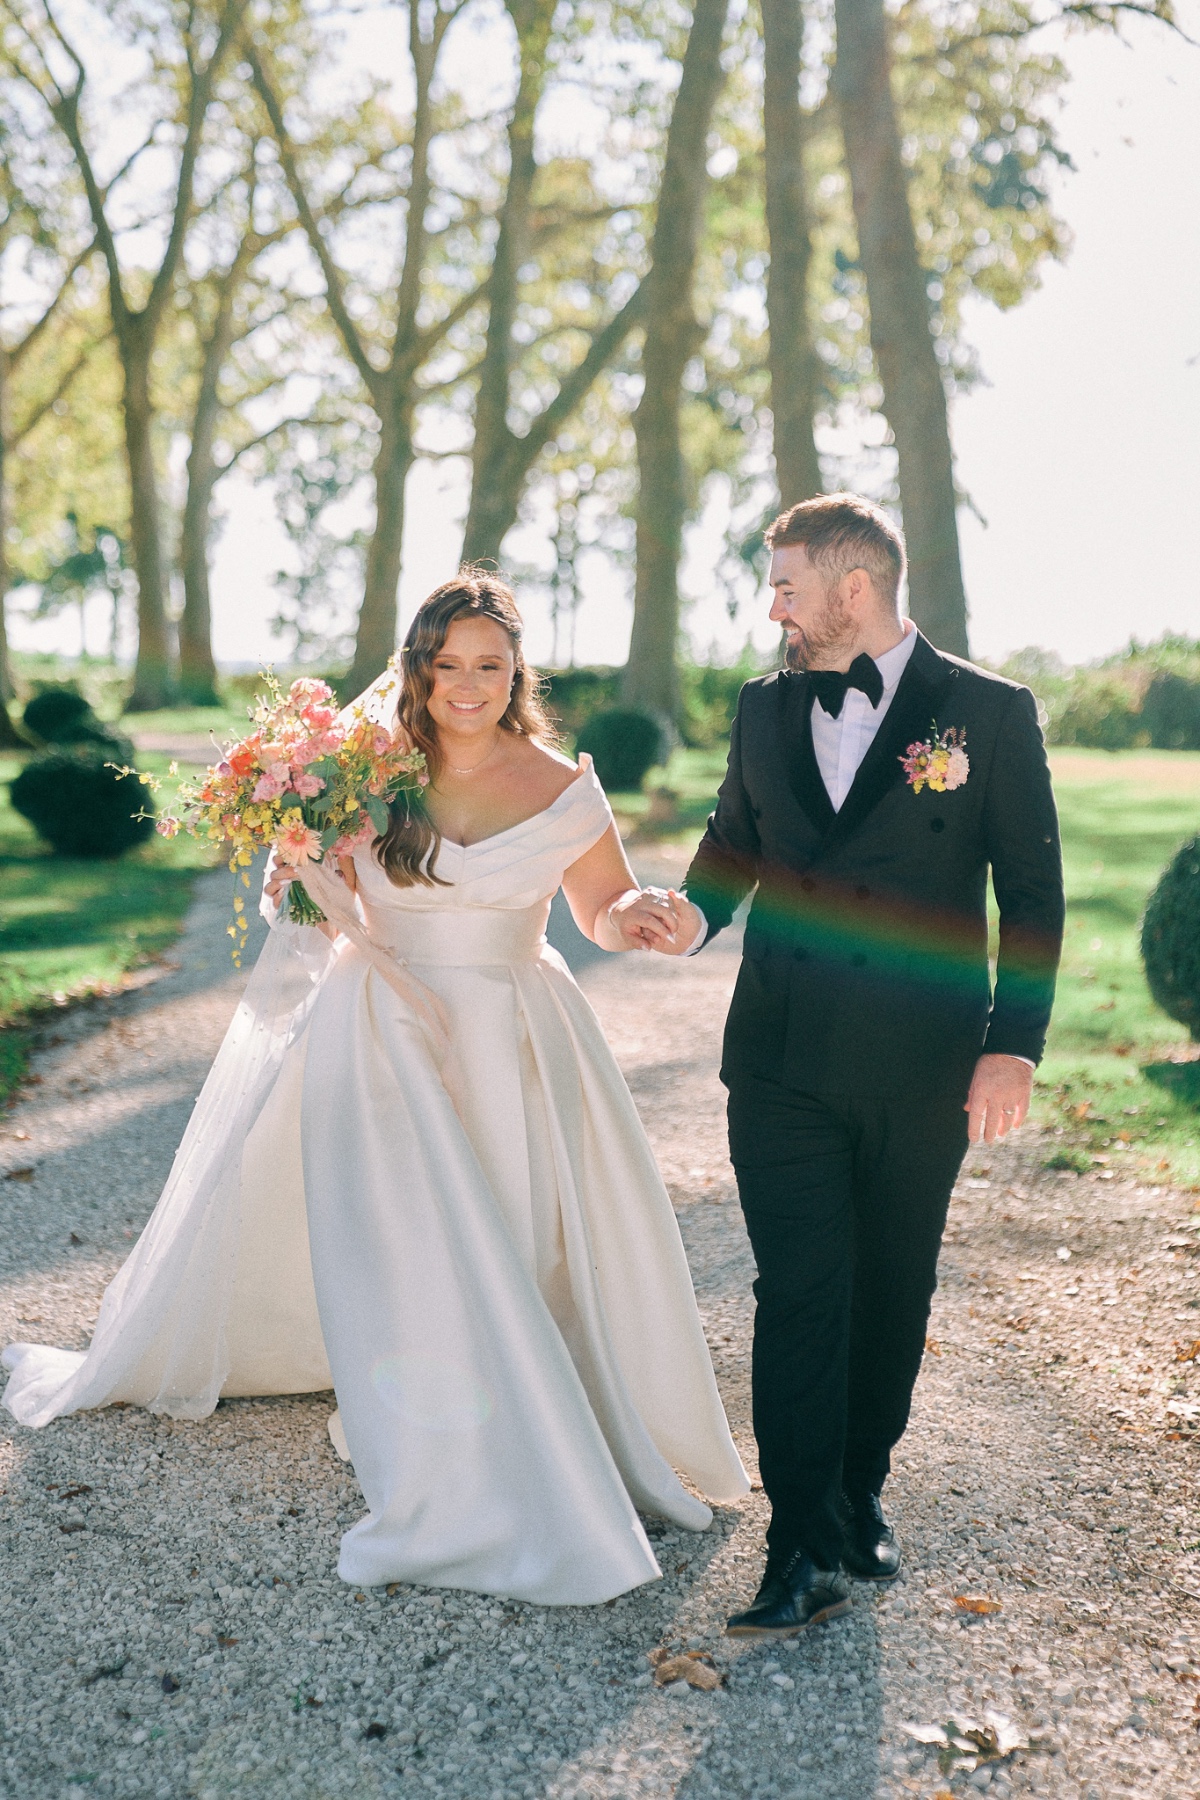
178 459 220 706
761 0 823 509
121 335 174 710
0 351 25 744
832 0 969 655
461 0 556 565
623 0 732 723
347 397 414 694
249 7 462 693
460 285 645 568
179 240 254 707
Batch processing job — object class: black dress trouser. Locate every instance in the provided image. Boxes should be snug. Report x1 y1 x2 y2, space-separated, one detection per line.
726 1074 970 1570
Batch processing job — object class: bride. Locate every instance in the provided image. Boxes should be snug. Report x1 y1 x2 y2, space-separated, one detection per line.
3 570 747 1604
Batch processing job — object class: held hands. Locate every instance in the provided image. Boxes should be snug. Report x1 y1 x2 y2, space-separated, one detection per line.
605 886 703 955
965 1053 1034 1144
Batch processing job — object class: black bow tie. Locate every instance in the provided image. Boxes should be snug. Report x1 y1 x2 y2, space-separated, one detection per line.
808 654 884 718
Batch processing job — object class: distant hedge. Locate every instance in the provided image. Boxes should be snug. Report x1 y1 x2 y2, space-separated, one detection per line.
999 636 1200 750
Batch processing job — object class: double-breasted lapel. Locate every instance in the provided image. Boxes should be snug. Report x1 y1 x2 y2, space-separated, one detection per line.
775 672 836 836
817 631 956 859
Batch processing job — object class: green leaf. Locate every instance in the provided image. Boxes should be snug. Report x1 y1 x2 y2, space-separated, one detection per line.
365 794 390 835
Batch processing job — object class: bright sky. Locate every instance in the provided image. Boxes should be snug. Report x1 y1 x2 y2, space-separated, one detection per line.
11 5 1199 674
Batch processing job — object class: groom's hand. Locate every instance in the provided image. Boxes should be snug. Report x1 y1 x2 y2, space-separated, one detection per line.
966 1053 1034 1143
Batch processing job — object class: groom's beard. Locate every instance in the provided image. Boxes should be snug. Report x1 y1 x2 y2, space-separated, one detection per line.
782 591 855 672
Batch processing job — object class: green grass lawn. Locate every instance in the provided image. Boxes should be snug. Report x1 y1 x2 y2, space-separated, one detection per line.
628 744 1200 1189
1033 749 1200 1189
0 739 222 1104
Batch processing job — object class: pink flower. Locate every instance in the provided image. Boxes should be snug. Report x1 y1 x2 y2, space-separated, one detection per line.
252 770 286 802
288 678 334 707
274 818 324 866
156 816 181 838
944 747 970 790
301 703 338 732
330 819 376 858
290 769 326 798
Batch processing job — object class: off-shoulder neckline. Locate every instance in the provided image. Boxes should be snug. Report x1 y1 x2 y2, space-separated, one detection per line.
435 753 601 854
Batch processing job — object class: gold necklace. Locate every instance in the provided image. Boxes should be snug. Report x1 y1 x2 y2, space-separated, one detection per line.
443 733 502 777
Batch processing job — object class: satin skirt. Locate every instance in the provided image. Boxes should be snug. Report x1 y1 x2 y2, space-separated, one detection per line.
301 897 746 1601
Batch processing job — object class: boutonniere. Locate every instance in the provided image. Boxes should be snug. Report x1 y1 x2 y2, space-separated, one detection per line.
900 723 969 794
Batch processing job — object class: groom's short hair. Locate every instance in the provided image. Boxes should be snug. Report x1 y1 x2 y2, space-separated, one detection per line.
765 493 906 608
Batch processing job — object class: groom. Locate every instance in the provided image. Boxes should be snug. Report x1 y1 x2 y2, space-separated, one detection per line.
673 493 1064 1637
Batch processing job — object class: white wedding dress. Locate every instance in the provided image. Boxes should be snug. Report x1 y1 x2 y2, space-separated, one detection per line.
2 756 747 1603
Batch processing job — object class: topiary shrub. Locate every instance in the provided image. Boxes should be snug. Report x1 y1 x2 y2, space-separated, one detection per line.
542 666 622 738
576 708 666 792
22 684 132 759
10 746 155 858
1140 672 1200 751
1141 836 1200 1040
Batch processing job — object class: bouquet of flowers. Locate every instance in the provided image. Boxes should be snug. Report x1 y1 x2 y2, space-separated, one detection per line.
156 671 427 955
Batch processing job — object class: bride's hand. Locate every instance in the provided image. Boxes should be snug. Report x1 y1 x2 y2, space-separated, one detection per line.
263 865 294 904
607 887 700 955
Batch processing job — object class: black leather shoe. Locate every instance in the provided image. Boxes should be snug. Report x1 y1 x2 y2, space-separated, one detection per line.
840 1490 902 1581
725 1550 852 1639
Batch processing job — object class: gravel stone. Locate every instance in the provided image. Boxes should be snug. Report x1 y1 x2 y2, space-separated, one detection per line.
1 857 1198 1797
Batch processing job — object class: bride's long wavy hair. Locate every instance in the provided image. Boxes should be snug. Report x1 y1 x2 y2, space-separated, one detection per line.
374 569 557 887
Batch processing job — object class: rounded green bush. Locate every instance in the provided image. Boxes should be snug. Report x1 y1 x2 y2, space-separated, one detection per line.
1140 672 1200 751
10 746 155 858
22 684 131 758
576 708 666 792
1141 835 1200 1040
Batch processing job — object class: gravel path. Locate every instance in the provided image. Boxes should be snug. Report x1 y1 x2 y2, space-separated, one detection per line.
2 858 1198 1800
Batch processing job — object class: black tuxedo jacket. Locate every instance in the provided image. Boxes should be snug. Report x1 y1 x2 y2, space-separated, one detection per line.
684 632 1065 1100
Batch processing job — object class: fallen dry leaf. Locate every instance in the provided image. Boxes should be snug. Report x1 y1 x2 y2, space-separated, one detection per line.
925 1336 942 1357
954 1595 1002 1616
902 1709 1027 1774
649 1647 724 1690
1174 1340 1200 1363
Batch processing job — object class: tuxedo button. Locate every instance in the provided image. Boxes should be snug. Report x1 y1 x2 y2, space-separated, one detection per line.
856 885 870 900
801 877 816 893
930 818 946 833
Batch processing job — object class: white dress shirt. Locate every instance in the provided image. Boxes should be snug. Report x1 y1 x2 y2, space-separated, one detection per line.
809 621 917 808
